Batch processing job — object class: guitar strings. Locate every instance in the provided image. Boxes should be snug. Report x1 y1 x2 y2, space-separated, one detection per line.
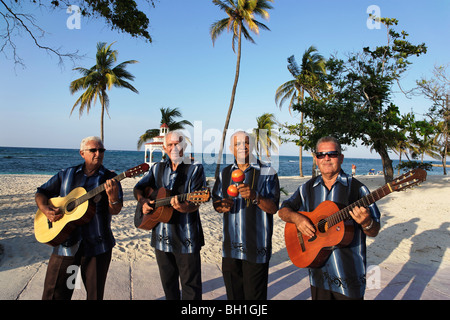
308 185 388 231
154 190 208 207
298 171 424 239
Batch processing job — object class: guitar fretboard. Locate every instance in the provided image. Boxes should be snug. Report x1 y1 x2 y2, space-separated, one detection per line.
325 183 392 228
72 172 126 208
154 193 190 208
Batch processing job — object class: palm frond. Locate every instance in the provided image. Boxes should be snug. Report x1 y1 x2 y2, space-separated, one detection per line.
211 0 272 46
137 107 193 150
137 129 160 149
69 41 138 141
210 18 230 45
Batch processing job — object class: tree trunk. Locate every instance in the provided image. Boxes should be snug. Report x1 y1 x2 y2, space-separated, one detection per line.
443 95 448 175
214 23 242 178
377 146 394 183
298 111 304 177
100 94 105 143
312 156 317 178
299 145 303 177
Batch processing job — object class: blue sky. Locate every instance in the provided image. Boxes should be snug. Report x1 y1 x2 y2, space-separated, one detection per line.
1 0 449 158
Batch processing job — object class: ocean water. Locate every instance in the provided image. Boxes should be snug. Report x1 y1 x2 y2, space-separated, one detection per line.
0 146 445 177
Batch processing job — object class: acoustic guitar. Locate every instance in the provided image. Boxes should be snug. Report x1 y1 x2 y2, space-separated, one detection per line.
134 187 210 230
34 163 149 246
284 168 427 268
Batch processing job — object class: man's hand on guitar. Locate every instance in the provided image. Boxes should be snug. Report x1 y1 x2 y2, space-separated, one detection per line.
171 196 199 213
105 179 120 202
294 213 316 238
42 205 63 223
349 206 371 228
139 198 155 215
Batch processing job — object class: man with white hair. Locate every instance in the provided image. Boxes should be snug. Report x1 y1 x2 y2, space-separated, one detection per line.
279 136 381 300
35 136 123 300
212 131 280 300
133 130 206 300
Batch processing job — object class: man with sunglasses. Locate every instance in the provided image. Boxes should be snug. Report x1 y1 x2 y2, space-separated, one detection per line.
35 136 123 299
279 136 380 300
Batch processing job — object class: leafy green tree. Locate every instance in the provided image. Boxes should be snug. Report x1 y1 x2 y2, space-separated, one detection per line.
392 112 437 174
70 41 138 142
137 107 193 150
295 17 427 182
279 121 317 176
416 65 450 174
1 0 155 66
210 0 273 178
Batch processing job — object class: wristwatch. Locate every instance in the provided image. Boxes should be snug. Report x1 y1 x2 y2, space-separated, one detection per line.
363 219 374 231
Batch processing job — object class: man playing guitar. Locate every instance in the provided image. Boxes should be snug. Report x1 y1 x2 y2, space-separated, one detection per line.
279 136 381 300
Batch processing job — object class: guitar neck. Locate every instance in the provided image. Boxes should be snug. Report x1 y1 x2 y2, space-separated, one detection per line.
73 172 126 207
154 193 189 208
326 182 393 227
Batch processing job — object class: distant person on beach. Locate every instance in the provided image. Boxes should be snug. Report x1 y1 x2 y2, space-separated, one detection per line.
212 131 280 300
278 136 381 300
133 130 206 300
352 164 356 176
35 136 123 300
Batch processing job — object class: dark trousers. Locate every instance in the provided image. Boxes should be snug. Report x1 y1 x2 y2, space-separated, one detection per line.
155 249 202 300
222 257 269 300
310 286 364 300
42 249 112 300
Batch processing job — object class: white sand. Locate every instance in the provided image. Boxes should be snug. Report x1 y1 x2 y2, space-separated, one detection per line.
0 173 449 273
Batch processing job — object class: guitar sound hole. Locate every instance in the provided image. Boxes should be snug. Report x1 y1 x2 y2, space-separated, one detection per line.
317 219 327 233
66 201 75 212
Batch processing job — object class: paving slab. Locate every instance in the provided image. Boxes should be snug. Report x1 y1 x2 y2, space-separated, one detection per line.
2 259 449 300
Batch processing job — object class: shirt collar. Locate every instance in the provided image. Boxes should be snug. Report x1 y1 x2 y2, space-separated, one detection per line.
163 157 187 172
231 158 261 172
313 169 349 188
76 163 105 176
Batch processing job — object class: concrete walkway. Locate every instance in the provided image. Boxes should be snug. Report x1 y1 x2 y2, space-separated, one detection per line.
2 259 449 300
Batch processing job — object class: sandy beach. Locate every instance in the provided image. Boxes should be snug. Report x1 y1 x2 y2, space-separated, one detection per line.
0 173 449 299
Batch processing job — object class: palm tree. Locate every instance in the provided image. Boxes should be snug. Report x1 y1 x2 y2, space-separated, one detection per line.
70 42 138 142
413 133 441 163
432 119 450 175
253 113 279 158
275 46 327 176
210 0 273 178
137 107 193 149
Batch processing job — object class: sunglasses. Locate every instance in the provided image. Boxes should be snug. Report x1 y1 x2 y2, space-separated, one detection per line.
315 151 340 159
84 148 106 153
